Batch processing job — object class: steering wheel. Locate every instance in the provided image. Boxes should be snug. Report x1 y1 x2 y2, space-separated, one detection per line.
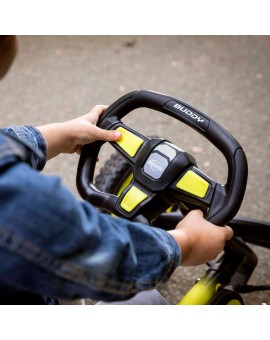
77 90 248 226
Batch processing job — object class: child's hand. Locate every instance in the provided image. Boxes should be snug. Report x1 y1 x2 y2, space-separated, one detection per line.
168 210 233 266
37 105 121 160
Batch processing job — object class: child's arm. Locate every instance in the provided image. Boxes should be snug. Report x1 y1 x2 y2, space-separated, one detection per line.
37 105 121 160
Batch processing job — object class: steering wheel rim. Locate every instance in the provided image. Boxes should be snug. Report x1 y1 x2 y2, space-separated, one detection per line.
77 90 248 226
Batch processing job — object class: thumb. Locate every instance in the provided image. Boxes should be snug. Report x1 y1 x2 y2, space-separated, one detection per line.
91 126 122 142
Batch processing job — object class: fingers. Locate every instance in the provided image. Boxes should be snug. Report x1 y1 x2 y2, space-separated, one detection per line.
223 225 234 240
77 104 122 144
84 105 108 125
91 104 108 119
188 209 204 218
91 125 122 142
182 209 234 240
181 209 204 225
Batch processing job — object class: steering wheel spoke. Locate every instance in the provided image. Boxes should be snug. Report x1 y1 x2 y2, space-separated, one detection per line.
115 179 151 217
170 167 217 210
109 123 149 166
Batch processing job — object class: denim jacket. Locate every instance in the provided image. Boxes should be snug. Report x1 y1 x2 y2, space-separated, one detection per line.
0 126 180 302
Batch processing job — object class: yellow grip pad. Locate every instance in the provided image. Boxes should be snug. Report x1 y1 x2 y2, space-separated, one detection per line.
115 127 144 157
176 170 209 198
120 186 148 212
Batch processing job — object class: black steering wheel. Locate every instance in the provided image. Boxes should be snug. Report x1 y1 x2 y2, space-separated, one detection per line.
77 90 248 226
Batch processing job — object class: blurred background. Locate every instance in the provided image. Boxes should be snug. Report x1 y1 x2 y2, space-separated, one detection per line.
0 35 269 304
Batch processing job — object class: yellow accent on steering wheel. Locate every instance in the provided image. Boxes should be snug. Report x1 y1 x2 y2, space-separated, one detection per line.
120 186 148 212
176 170 209 198
115 127 144 157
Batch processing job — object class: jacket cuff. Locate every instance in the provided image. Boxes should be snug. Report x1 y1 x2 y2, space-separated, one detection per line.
152 227 181 282
3 126 48 171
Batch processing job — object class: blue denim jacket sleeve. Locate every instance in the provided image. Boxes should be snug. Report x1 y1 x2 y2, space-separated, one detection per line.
0 126 181 301
3 125 47 170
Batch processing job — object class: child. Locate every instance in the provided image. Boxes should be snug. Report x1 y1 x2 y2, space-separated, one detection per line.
0 36 233 304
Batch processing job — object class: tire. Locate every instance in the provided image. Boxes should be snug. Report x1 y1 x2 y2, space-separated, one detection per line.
95 152 132 205
95 136 158 195
209 289 245 305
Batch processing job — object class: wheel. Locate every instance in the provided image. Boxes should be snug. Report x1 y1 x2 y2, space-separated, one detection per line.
95 152 132 197
95 136 159 196
209 289 244 305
